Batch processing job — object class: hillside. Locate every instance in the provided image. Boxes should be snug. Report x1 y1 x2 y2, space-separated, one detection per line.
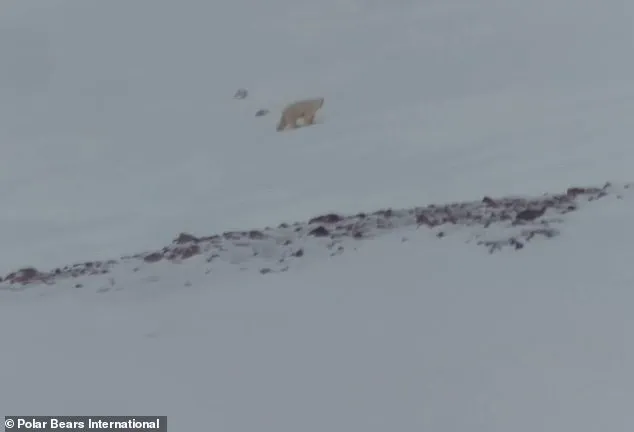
1 0 634 430
1 0 633 274
2 184 634 431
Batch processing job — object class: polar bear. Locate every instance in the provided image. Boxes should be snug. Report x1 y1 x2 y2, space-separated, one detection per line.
276 98 324 131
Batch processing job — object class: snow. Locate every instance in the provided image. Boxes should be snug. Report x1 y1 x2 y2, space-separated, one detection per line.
1 0 634 430
2 191 634 431
2 0 634 273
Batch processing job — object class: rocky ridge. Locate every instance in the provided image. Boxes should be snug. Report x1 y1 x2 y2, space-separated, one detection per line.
1 182 627 287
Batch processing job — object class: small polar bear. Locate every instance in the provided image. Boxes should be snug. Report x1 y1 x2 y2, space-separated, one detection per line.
276 98 324 131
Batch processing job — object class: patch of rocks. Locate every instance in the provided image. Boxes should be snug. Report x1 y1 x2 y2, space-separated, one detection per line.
233 88 248 99
2 260 117 286
0 182 627 287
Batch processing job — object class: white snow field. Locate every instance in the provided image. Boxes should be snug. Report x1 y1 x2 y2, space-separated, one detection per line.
1 0 634 430
2 190 634 431
2 0 634 273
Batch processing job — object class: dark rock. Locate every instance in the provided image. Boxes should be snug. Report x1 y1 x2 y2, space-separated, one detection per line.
143 252 163 263
8 267 41 284
416 213 433 226
510 239 524 250
175 244 201 260
248 230 265 239
566 187 586 196
309 213 344 224
515 207 546 222
523 228 559 241
175 233 199 244
309 226 330 237
482 196 497 206
234 88 248 99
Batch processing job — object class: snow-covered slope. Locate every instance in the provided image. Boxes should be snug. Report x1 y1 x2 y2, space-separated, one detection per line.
2 187 634 431
2 0 634 273
0 182 623 287
2 0 634 430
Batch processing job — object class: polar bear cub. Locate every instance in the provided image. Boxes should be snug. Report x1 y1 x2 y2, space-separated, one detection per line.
276 98 324 131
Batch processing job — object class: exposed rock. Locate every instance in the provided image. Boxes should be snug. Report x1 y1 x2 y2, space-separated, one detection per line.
482 196 497 207
234 88 248 99
248 230 265 239
515 207 546 222
308 226 330 237
416 213 434 226
5 267 43 285
1 182 629 286
309 213 344 224
144 252 163 263
174 233 200 244
168 244 201 261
